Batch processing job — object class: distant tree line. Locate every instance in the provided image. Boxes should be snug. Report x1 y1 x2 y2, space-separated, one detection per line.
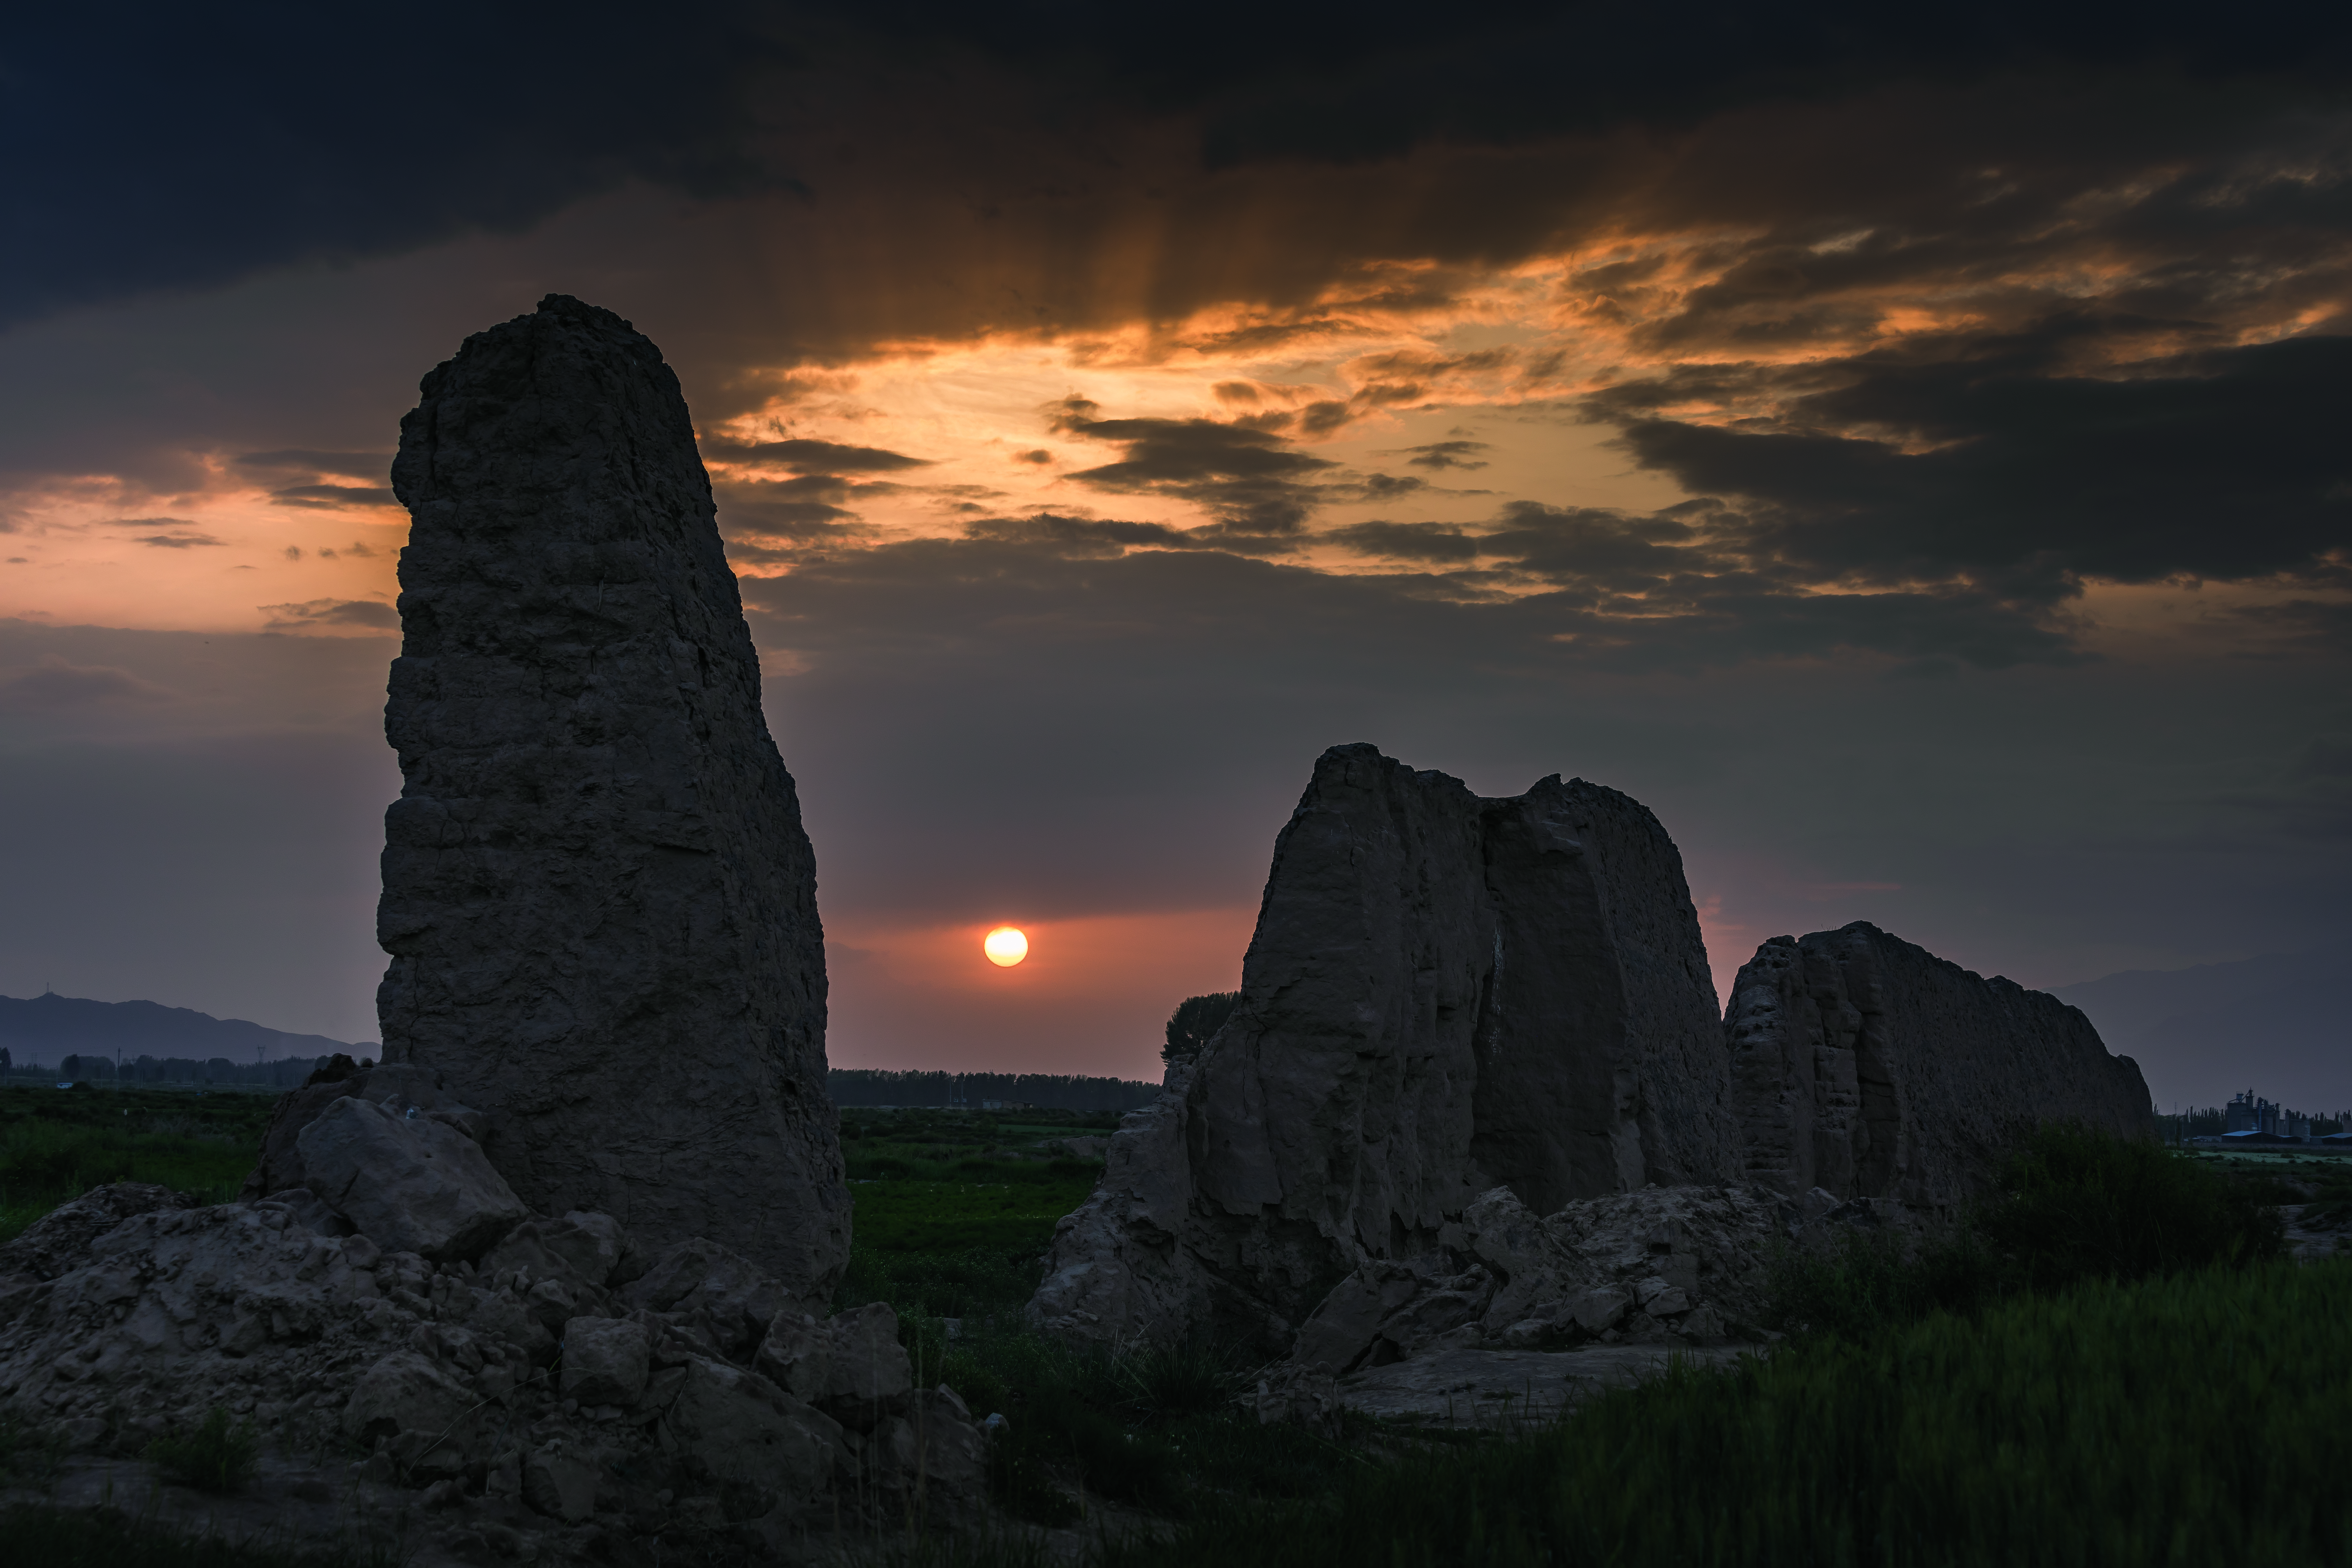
827 1069 1158 1112
0 1050 351 1088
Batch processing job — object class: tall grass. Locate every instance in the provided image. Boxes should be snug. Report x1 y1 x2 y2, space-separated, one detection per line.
0 1505 385 1568
894 1312 1365 1527
1975 1120 2285 1289
1766 1121 2286 1340
0 1088 268 1242
1110 1260 2352 1567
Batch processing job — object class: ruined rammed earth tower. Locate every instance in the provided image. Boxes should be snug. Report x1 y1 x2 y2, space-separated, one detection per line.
1030 744 1741 1346
377 295 848 1298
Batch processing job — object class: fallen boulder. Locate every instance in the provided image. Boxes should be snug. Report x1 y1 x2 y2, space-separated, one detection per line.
560 1315 649 1406
298 1095 527 1260
625 1236 793 1362
755 1299 913 1415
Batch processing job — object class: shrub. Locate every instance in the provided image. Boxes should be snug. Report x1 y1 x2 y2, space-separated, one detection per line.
1765 1222 1984 1340
1112 1336 1243 1422
986 1440 1080 1526
1162 992 1240 1067
2301 1171 2352 1229
148 1407 260 1493
1973 1119 2284 1292
1768 1122 2285 1341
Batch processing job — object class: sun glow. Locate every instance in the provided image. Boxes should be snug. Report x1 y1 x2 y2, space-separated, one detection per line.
982 926 1029 967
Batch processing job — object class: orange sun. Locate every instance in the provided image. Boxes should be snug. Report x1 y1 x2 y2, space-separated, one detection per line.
982 926 1029 967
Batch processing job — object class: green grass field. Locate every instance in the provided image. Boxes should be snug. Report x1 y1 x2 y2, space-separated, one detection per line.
0 1085 273 1244
835 1108 1116 1320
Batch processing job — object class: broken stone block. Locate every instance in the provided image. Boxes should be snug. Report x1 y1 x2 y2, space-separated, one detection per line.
0 1182 195 1282
754 1301 915 1429
563 1316 650 1407
483 1211 632 1297
342 1349 476 1459
660 1356 839 1513
523 1441 599 1523
628 1237 793 1359
298 1097 527 1260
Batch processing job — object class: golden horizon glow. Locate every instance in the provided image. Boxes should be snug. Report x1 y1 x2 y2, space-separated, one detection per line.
982 925 1029 967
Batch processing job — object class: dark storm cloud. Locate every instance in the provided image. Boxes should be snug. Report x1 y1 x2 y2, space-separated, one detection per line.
1324 522 1484 562
2236 599 2352 655
100 517 225 550
1395 441 1491 471
712 475 889 565
961 513 1309 559
268 484 399 510
1182 4 2352 167
23 0 2345 334
257 600 399 634
1320 497 2084 669
0 6 794 329
1591 332 2352 594
964 515 1200 555
760 522 2079 676
703 438 932 473
1051 398 1339 533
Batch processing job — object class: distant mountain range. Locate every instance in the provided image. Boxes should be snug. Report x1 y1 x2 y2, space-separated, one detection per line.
0 991 371 1066
2052 948 2351 1115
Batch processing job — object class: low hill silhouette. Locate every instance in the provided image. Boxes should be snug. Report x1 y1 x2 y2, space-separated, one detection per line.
2053 946 2351 1112
0 991 370 1085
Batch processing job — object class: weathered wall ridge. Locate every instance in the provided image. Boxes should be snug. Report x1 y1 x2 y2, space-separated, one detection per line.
1724 922 2154 1204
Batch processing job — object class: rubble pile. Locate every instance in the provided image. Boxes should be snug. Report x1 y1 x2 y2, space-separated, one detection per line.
0 1143 982 1558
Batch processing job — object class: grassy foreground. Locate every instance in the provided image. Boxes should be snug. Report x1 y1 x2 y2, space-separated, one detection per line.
833 1116 2346 1560
0 1504 378 1568
1100 1260 2352 1568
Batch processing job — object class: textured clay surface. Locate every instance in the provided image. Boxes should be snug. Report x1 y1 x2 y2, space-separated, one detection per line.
1724 922 2155 1203
377 295 847 1298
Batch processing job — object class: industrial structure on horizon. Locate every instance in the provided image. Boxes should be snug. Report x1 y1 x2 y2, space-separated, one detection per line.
2194 1090 2352 1146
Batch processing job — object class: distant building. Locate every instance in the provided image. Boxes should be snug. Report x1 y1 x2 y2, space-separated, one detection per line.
2220 1090 2325 1144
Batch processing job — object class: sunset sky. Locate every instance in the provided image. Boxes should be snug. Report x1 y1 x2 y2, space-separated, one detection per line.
2 5 2348 1104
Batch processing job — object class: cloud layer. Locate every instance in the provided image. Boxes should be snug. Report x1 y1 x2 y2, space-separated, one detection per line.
2 12 2349 1096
